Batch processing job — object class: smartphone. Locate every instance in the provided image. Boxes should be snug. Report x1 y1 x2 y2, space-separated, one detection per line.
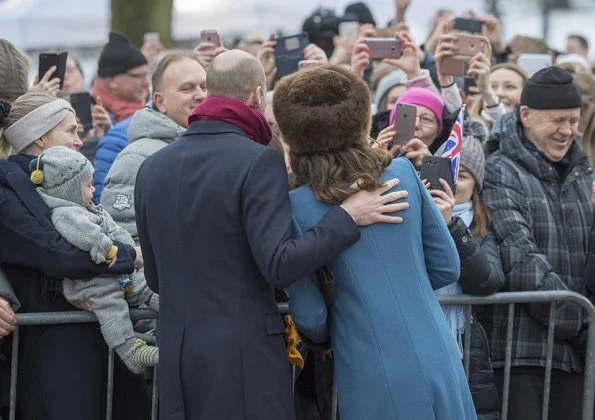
200 30 221 47
143 32 160 43
454 17 483 34
275 32 310 79
394 103 417 146
419 156 456 194
363 38 402 60
70 92 93 132
298 60 320 69
38 52 68 89
453 34 484 57
339 21 360 44
464 77 479 95
517 53 553 77
440 56 470 77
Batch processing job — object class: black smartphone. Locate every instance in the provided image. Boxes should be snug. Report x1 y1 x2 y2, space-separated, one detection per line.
38 52 68 89
70 92 93 132
454 17 483 34
464 77 478 95
274 33 309 79
419 156 456 194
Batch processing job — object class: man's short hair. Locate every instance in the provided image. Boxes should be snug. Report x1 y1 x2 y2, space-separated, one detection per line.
568 34 589 51
206 55 265 102
151 50 201 94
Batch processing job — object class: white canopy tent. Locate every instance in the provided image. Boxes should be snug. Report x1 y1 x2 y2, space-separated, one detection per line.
0 0 485 51
0 0 110 49
1 0 593 55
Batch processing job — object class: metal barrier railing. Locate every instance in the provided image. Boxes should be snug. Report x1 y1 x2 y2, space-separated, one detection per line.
438 291 595 420
7 291 595 420
8 309 158 420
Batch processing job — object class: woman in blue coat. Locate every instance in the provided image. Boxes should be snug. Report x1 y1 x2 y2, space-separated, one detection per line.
274 65 477 420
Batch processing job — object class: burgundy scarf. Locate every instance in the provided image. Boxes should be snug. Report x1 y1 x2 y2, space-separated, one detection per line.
188 96 272 146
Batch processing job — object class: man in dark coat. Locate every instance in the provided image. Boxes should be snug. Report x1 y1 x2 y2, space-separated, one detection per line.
134 50 407 419
482 67 592 420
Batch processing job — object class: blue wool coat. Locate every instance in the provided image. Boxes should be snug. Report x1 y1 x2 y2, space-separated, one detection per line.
288 158 478 420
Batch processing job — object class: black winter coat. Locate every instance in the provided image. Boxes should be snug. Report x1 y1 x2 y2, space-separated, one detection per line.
0 154 149 420
449 217 504 419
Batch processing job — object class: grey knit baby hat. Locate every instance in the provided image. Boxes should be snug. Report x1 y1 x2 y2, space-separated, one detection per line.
30 146 94 207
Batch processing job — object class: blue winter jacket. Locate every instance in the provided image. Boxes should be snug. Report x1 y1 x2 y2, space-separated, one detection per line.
93 118 131 202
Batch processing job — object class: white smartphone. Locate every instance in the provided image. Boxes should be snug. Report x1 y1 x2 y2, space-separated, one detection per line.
339 21 360 44
517 53 553 77
143 32 160 43
298 60 320 69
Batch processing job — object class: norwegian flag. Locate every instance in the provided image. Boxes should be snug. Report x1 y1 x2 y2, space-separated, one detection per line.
441 105 465 184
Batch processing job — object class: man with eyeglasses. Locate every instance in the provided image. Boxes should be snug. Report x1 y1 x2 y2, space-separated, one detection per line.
92 31 150 201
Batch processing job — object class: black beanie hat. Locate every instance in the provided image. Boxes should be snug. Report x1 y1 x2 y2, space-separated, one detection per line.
97 32 147 78
520 66 582 110
344 2 376 26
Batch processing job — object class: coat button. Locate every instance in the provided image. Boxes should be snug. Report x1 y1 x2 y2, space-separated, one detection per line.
462 236 468 243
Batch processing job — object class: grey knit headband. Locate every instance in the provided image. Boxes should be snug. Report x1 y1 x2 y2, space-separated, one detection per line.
4 99 74 153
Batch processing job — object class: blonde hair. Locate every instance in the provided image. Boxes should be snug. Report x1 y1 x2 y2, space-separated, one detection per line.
468 63 529 128
0 92 57 157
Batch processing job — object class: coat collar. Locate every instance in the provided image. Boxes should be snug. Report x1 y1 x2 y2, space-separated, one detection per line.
0 155 55 230
183 119 248 139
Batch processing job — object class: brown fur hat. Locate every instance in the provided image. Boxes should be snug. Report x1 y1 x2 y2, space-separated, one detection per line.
273 64 371 155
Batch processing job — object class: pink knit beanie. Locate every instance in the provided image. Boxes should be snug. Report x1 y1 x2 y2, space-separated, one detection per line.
390 87 444 132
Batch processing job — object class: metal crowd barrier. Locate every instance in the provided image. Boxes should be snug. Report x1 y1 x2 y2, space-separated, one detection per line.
7 291 595 420
436 291 595 420
8 309 158 420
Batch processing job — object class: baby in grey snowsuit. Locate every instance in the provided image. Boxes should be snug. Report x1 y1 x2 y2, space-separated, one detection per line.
31 146 159 374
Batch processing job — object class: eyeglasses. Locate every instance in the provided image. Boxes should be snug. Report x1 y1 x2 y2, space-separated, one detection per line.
125 72 149 80
418 115 437 128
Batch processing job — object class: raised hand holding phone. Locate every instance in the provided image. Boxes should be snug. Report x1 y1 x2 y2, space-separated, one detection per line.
402 138 432 170
257 35 277 88
430 179 456 224
196 30 226 68
383 31 422 79
374 126 400 156
141 32 165 62
350 40 371 78
30 65 61 96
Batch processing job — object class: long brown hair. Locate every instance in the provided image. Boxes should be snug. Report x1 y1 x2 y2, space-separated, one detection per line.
471 186 492 237
291 140 392 204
